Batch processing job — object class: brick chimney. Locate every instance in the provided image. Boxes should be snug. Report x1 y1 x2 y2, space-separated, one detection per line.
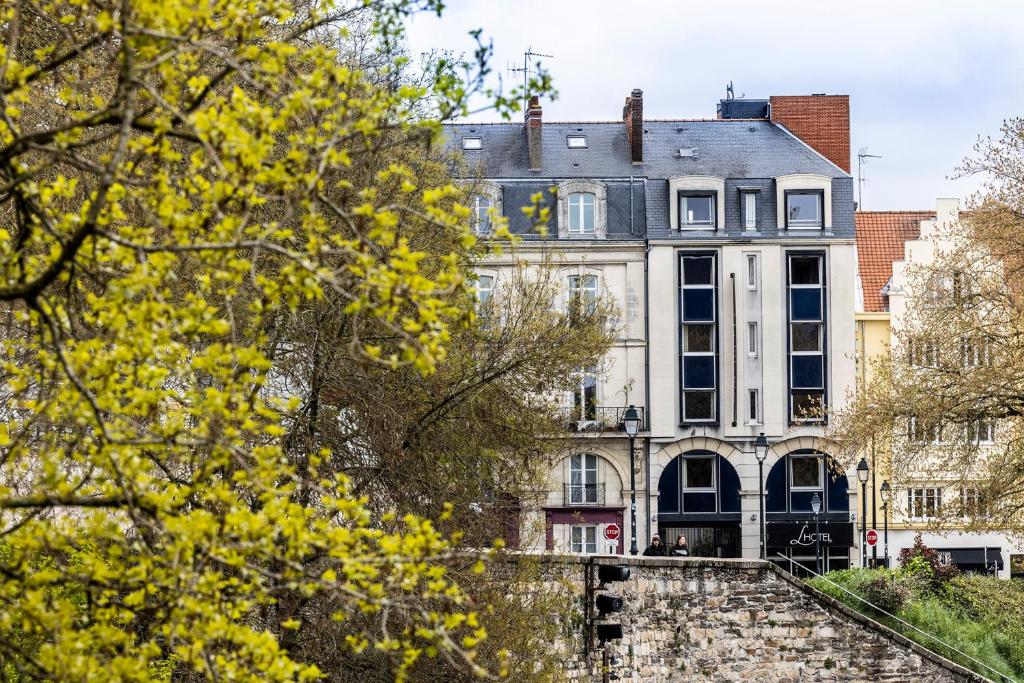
526 96 543 171
769 94 850 173
622 88 643 164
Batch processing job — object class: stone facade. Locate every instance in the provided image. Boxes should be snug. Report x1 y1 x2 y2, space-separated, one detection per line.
536 555 983 682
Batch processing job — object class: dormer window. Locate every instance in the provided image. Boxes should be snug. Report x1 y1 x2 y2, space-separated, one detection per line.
568 192 596 234
472 194 492 234
567 135 587 148
679 193 716 229
462 137 482 150
786 190 823 228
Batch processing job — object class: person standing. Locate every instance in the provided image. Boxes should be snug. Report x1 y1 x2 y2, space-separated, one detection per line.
642 535 666 556
670 535 690 557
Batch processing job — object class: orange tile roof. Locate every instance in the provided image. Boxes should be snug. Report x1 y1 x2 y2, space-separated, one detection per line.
856 211 934 312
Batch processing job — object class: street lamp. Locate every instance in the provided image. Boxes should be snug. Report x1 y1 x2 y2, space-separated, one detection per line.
623 405 641 556
754 433 769 560
880 480 891 568
811 492 822 575
857 458 870 568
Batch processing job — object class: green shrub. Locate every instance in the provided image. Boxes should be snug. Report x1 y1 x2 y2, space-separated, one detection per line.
861 571 911 614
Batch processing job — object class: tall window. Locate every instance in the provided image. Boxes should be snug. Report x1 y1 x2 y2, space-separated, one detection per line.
748 322 758 356
568 274 598 315
568 192 596 234
475 275 494 306
908 416 943 444
908 338 938 367
681 254 717 422
472 194 492 234
743 192 758 231
788 254 826 422
570 453 598 504
959 487 986 518
747 254 758 289
749 389 759 424
570 525 598 554
909 487 942 519
573 367 598 422
785 190 823 229
962 339 992 367
967 419 995 444
679 194 716 229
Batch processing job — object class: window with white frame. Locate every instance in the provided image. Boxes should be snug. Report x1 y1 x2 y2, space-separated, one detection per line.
568 274 598 315
909 487 943 519
569 453 599 504
967 418 995 444
566 135 587 148
748 322 758 356
475 275 494 306
570 525 598 554
683 456 716 492
572 367 598 422
785 190 824 229
681 254 717 423
472 194 492 235
790 454 824 491
962 339 992 368
568 192 596 234
908 416 943 444
788 253 826 422
907 338 938 367
679 193 716 229
959 487 987 518
747 254 758 289
743 192 758 231
462 137 482 150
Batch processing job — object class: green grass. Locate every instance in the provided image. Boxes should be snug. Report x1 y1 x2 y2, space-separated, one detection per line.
807 570 1024 682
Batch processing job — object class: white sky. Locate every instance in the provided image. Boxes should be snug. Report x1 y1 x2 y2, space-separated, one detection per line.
405 0 1024 210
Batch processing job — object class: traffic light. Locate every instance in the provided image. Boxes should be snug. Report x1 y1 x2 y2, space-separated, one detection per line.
592 563 630 645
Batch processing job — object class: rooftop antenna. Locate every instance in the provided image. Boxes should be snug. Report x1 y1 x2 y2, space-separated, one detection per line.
857 147 883 209
508 47 553 110
724 81 745 101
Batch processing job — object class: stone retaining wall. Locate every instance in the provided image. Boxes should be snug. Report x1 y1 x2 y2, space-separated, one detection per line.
536 555 986 682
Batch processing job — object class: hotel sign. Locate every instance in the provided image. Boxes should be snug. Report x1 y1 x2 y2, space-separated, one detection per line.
766 521 854 548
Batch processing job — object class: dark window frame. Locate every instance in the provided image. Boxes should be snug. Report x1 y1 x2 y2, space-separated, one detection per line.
679 251 720 425
784 189 824 229
678 191 718 230
786 251 828 424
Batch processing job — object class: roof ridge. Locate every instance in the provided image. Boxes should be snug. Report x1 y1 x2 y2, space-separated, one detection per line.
856 210 936 215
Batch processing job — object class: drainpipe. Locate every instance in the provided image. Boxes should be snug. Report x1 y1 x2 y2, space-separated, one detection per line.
643 235 652 545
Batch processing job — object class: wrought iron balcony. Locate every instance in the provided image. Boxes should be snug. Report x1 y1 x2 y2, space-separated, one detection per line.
562 483 606 507
555 406 646 434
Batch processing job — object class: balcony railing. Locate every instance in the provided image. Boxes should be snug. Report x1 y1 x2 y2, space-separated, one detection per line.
562 483 606 507
555 406 646 434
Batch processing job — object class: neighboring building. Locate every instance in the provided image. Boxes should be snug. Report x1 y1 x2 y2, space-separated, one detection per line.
855 200 1023 578
447 91 861 572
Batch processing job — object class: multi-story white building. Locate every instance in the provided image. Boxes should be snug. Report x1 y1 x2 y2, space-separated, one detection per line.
861 199 1024 578
448 90 863 572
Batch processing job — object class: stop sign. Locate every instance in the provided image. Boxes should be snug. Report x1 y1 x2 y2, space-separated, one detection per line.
604 524 621 541
866 529 878 547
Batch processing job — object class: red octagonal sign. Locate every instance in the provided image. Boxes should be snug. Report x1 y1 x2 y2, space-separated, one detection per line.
866 529 878 547
604 524 621 541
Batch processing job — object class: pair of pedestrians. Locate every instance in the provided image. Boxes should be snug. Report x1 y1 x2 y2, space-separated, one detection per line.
642 534 689 557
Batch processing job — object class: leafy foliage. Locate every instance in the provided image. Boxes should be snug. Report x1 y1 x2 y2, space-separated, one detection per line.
0 0 590 681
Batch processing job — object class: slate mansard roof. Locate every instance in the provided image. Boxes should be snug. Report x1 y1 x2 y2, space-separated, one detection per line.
447 120 846 180
443 119 855 239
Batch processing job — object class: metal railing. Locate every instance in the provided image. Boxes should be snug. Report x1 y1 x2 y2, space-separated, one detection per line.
562 483 606 506
555 406 646 434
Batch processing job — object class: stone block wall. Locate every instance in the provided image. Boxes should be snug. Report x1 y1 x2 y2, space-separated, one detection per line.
535 555 984 682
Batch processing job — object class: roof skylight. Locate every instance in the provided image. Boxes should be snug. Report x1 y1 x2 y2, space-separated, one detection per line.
566 135 587 148
462 137 482 150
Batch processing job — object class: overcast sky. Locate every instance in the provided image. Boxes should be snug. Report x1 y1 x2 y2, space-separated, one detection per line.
405 0 1024 210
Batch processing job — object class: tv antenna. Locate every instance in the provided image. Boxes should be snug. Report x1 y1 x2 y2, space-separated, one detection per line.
724 81 745 101
508 47 553 107
857 147 883 209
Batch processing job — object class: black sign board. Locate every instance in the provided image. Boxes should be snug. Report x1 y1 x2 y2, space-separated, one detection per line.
766 521 855 549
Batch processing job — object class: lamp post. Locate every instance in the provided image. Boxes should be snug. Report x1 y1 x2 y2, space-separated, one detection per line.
811 491 822 575
857 458 869 568
880 480 891 568
754 433 769 560
623 405 641 556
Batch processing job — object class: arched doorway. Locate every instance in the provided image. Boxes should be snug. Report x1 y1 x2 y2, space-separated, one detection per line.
657 450 741 557
765 449 853 575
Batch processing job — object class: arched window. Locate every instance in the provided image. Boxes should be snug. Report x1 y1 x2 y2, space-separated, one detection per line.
557 181 606 239
657 451 741 515
765 450 849 514
553 452 623 508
